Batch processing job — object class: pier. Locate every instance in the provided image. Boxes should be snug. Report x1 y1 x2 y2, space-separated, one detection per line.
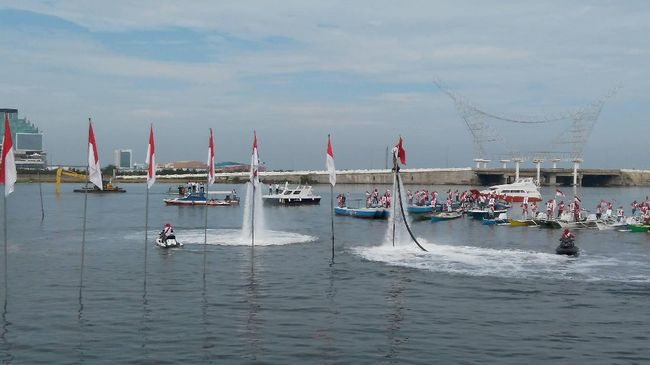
108 167 650 187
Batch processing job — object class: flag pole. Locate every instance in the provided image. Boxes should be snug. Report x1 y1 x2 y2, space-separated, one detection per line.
80 162 89 291
144 177 149 289
3 192 7 304
203 174 209 279
38 170 45 221
330 183 335 263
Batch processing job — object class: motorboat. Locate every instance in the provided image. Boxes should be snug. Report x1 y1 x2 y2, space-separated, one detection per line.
429 210 463 222
156 234 182 248
334 206 389 219
596 216 639 231
555 238 579 256
407 202 461 214
262 183 321 205
556 211 598 229
475 178 542 203
482 213 509 225
164 190 240 206
466 208 507 220
73 180 126 193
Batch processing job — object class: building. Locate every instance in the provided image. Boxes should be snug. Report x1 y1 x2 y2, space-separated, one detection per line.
0 108 46 169
113 149 133 169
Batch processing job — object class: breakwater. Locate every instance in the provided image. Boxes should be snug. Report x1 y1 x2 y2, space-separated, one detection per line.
106 167 650 187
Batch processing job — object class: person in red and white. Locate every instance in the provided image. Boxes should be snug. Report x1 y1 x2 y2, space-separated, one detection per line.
521 201 529 219
530 202 537 218
160 223 174 243
616 206 624 222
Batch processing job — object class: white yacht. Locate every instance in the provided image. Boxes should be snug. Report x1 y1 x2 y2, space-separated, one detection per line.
262 183 321 205
479 177 542 203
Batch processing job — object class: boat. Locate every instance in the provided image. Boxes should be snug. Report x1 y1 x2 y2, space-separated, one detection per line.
596 216 639 231
627 224 650 232
482 213 509 225
407 202 461 214
508 218 537 227
466 208 507 220
164 191 240 206
474 177 542 203
531 212 561 228
556 212 599 229
555 238 579 256
430 210 463 222
73 180 126 193
334 206 389 219
156 234 183 248
262 183 321 205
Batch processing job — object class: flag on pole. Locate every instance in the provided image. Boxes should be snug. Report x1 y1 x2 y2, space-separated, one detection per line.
249 131 259 187
145 125 155 189
207 128 215 185
555 188 565 197
87 119 103 190
395 136 406 165
326 135 336 186
1 113 17 196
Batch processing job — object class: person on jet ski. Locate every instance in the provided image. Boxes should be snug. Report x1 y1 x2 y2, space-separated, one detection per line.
160 223 174 243
560 229 574 247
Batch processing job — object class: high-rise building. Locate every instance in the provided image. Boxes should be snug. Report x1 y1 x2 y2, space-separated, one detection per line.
0 108 46 169
114 149 133 169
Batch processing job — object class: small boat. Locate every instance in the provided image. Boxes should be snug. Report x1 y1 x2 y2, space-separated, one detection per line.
262 183 321 205
335 206 389 219
555 238 579 256
407 202 461 214
482 213 509 225
627 224 650 232
156 234 183 248
474 177 542 203
73 180 126 193
466 208 507 220
508 218 537 227
596 216 638 231
430 210 463 222
164 191 240 206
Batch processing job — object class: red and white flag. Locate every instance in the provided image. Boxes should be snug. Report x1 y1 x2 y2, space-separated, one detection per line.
145 125 155 189
555 188 565 197
249 131 259 187
87 119 103 190
1 113 17 196
207 128 215 185
394 136 406 165
326 135 336 186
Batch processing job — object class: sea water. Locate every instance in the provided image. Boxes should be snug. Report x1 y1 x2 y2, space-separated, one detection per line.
1 182 649 363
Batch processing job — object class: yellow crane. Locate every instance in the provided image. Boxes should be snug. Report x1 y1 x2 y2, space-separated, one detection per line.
55 167 86 193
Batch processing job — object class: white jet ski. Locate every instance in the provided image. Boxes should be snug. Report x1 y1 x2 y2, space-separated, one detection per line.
156 234 183 248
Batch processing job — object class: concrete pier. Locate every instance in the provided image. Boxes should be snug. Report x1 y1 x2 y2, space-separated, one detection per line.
114 167 650 187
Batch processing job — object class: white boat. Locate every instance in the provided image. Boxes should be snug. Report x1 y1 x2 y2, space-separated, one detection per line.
262 183 321 205
164 190 240 206
595 216 640 231
476 178 542 203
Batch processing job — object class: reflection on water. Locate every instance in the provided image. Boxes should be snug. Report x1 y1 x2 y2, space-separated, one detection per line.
1 301 13 363
244 247 262 362
385 269 406 364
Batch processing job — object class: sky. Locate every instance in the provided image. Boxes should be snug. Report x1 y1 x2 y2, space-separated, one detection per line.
0 1 649 170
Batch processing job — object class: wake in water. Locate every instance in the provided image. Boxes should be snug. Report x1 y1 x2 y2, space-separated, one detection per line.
128 229 316 246
241 183 267 243
353 240 650 283
384 172 425 250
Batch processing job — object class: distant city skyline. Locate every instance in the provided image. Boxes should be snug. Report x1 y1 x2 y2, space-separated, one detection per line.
1 2 649 170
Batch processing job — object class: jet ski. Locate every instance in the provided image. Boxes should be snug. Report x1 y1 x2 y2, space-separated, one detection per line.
555 237 579 256
156 234 183 248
